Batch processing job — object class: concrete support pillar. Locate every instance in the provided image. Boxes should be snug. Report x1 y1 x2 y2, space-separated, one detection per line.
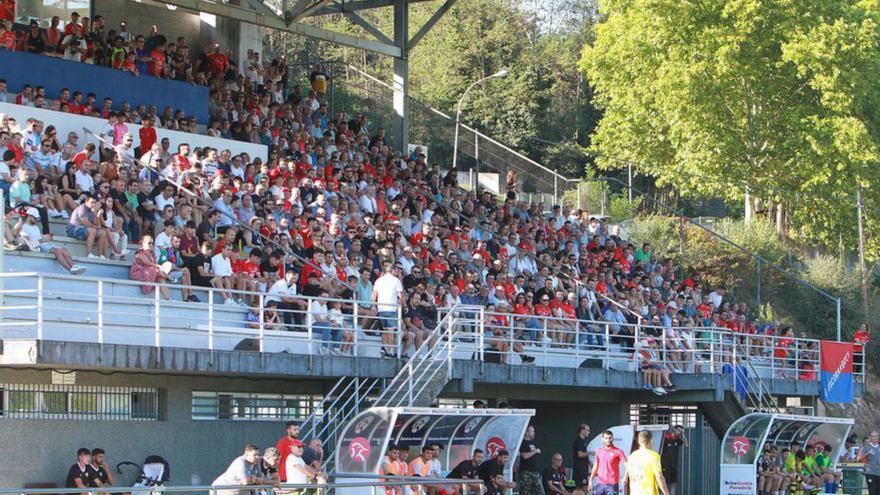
392 0 409 152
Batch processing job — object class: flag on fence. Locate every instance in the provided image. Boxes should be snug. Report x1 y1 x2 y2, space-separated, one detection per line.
820 341 854 404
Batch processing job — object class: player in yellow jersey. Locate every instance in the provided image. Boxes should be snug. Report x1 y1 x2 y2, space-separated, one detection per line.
625 431 670 495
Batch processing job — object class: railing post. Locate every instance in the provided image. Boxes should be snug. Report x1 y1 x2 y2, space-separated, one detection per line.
258 293 265 355
407 364 413 405
97 280 104 348
397 302 403 358
447 316 454 379
709 339 715 373
36 276 43 340
353 303 359 357
306 296 314 357
154 286 161 362
208 290 214 356
605 324 610 370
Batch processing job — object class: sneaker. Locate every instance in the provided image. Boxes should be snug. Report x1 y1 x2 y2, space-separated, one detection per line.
319 347 329 355
666 384 678 392
48 209 62 218
224 298 236 306
69 265 86 275
186 295 202 303
60 210 70 219
330 348 342 356
521 355 536 364
87 253 98 259
99 255 106 260
652 387 667 395
643 383 653 390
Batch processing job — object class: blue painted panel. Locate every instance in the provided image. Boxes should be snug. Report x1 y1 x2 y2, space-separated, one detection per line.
0 49 209 122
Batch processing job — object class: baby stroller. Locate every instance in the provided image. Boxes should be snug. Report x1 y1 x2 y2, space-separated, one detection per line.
117 455 170 495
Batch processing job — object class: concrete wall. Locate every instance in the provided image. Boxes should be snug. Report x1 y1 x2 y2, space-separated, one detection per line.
0 368 325 487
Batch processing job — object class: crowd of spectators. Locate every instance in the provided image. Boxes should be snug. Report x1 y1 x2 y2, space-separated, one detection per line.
0 13 343 148
0 27 871 378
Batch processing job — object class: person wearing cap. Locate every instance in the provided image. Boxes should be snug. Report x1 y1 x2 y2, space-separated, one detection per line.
14 206 84 274
284 438 318 493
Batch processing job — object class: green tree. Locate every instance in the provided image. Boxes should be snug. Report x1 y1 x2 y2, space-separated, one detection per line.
580 0 880 259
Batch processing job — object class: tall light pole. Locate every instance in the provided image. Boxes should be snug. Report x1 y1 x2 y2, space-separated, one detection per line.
452 69 508 188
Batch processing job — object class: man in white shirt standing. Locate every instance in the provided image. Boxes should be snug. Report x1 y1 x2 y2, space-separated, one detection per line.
372 262 405 357
284 439 319 490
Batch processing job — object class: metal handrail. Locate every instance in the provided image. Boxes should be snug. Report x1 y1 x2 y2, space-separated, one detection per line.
374 305 459 408
0 478 477 495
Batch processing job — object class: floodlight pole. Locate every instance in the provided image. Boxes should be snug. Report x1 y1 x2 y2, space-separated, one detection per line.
452 69 508 189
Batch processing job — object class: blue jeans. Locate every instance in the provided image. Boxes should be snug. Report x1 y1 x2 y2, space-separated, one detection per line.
579 325 605 348
124 218 142 243
315 322 340 349
521 317 541 342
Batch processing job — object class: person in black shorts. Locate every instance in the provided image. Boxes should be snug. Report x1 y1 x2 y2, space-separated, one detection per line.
571 424 592 490
87 448 114 487
66 448 96 493
660 426 687 495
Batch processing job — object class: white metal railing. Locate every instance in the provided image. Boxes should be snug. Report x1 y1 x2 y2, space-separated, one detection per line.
0 272 864 385
437 306 865 384
0 272 400 359
374 304 460 408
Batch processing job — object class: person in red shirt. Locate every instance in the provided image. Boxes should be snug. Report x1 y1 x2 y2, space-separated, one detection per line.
148 39 168 78
854 322 870 375
276 420 300 482
63 12 81 36
139 117 157 154
0 0 14 21
207 43 229 75
0 21 16 51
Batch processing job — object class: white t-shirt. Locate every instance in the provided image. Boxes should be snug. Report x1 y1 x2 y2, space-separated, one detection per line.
155 194 175 211
285 454 308 485
266 279 296 303
0 161 10 182
74 170 94 193
373 273 404 312
19 222 44 249
211 253 234 277
310 299 328 323
62 35 87 61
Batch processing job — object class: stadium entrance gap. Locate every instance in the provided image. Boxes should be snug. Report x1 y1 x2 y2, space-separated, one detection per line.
719 413 853 495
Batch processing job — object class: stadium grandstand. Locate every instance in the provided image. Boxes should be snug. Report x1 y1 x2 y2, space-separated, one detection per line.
0 1 868 495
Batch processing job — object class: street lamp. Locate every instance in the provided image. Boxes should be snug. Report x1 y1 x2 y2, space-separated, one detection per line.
452 69 509 186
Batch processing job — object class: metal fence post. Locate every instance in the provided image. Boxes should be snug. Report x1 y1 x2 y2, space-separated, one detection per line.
36 276 43 340
258 293 265 355
353 305 359 357
97 280 104 350
154 287 161 363
208 290 214 358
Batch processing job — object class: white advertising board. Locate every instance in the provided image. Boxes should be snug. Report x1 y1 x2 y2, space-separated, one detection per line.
720 464 757 495
0 102 268 161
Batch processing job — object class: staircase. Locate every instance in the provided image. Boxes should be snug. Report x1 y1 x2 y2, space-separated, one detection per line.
298 306 462 472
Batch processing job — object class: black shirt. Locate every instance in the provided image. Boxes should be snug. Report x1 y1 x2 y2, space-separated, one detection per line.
302 447 322 467
661 435 683 468
478 458 505 486
87 464 109 487
260 460 278 479
541 467 565 491
448 459 479 479
572 436 591 481
189 253 212 286
66 463 96 489
519 439 540 473
196 220 216 243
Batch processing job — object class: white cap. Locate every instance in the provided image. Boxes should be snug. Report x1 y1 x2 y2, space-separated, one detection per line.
26 207 40 218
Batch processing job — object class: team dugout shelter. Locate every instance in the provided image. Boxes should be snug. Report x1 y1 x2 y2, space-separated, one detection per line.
335 407 534 494
719 413 853 495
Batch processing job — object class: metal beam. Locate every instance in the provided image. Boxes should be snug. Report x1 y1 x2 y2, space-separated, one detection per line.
407 0 455 50
343 11 393 45
288 0 333 21
154 0 401 57
306 0 434 17
392 0 409 151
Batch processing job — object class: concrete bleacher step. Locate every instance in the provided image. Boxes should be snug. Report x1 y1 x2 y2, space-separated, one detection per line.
4 247 134 278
